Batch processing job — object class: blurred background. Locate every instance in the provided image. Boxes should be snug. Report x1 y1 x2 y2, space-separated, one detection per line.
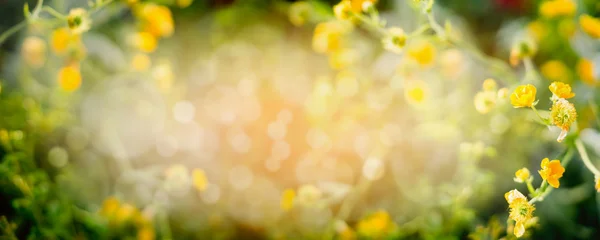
1 0 600 239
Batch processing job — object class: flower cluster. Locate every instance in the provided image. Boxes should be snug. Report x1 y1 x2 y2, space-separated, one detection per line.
99 197 155 240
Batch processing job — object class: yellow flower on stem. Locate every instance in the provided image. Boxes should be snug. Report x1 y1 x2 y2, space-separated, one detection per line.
51 28 80 55
580 14 600 39
577 58 598 86
334 1 352 20
58 64 82 92
138 4 174 38
407 41 436 66
509 84 536 108
549 81 575 99
131 32 157 53
550 98 577 142
539 0 576 18
505 189 535 238
538 158 565 188
514 168 530 183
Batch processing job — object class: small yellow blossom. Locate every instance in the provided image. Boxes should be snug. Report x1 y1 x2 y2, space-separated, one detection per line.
539 0 576 18
131 53 151 71
482 78 497 92
131 32 158 53
100 197 121 217
192 168 208 192
115 203 137 224
596 176 600 192
67 8 91 34
408 41 436 66
550 98 577 142
527 20 548 42
137 226 155 240
329 49 358 70
382 27 406 54
404 80 428 105
356 210 396 239
58 64 82 92
289 1 312 26
21 36 46 68
51 28 80 54
577 58 598 86
176 0 193 8
349 0 377 13
474 91 496 114
280 188 296 211
541 60 570 82
539 158 565 188
138 4 174 38
510 84 537 108
514 168 530 183
505 189 535 238
549 81 575 99
580 14 600 39
312 21 351 54
334 1 352 20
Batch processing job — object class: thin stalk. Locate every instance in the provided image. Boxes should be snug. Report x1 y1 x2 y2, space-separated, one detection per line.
575 138 600 176
0 21 27 46
42 6 66 19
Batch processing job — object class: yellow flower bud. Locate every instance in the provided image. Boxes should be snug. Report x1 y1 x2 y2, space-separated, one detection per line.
580 14 600 39
510 84 537 108
21 36 46 68
514 168 530 183
407 41 435 66
138 4 174 38
51 28 80 55
58 64 82 92
482 78 497 92
541 60 570 83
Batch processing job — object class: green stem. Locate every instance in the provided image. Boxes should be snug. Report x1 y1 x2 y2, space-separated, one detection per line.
42 6 66 19
530 105 550 125
351 12 388 36
0 20 27 47
575 138 600 176
526 180 535 195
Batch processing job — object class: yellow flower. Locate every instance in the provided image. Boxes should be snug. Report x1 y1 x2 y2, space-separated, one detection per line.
550 98 577 142
349 0 377 13
577 58 598 86
21 36 46 68
115 203 137 224
100 197 121 217
538 158 565 188
474 91 496 114
67 8 91 34
192 168 208 192
329 49 358 70
510 84 537 108
137 226 155 240
482 78 497 92
549 81 575 99
514 168 530 183
382 27 406 54
138 4 174 38
131 53 151 71
280 188 296 211
356 210 396 239
334 1 352 20
527 20 548 42
404 80 428 105
541 60 570 82
539 0 576 18
51 28 80 54
176 0 193 8
580 14 600 39
596 176 600 192
289 1 312 26
131 32 157 53
312 21 351 54
58 64 82 92
505 189 535 238
408 41 436 66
